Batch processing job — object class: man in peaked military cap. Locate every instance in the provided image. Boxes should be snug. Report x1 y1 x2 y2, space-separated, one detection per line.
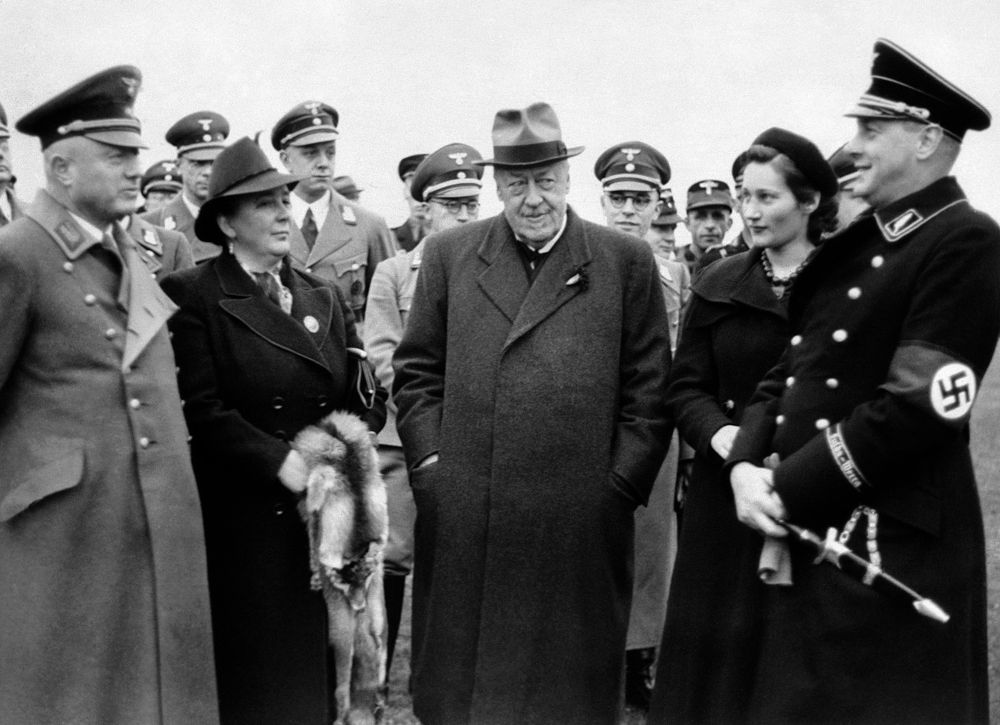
392 152 429 251
0 101 24 226
140 158 182 213
826 142 870 232
142 110 230 263
680 178 735 274
696 153 754 273
0 65 217 724
273 100 397 329
646 187 682 259
364 142 484 686
594 140 687 712
393 102 672 725
727 38 998 724
333 174 363 201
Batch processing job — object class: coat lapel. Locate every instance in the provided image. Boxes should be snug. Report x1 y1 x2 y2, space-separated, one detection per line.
119 222 178 371
306 194 354 266
503 209 592 351
476 216 531 324
215 254 332 373
126 214 164 276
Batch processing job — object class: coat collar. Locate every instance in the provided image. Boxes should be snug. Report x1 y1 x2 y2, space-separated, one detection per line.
125 213 164 276
653 253 683 295
288 189 355 266
694 248 788 318
872 176 967 243
476 207 592 351
26 189 107 259
215 253 334 372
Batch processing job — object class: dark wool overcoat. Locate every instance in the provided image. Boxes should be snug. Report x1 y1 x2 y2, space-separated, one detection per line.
393 208 673 725
729 177 999 724
162 251 386 725
650 248 791 724
0 191 218 724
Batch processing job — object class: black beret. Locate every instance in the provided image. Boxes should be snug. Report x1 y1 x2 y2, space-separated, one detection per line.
751 127 838 197
731 150 750 184
16 65 145 150
846 38 990 141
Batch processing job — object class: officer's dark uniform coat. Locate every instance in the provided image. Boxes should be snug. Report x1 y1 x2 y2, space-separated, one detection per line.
126 211 194 281
288 189 397 320
650 248 791 724
161 251 385 725
0 190 218 724
142 193 219 264
729 177 999 724
393 208 672 725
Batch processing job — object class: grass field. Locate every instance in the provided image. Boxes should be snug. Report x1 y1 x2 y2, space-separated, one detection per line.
383 354 1000 724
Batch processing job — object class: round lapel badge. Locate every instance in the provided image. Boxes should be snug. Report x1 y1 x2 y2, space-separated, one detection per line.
303 315 320 333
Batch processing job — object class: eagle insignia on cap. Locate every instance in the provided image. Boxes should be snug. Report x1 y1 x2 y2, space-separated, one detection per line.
699 180 719 194
198 119 213 131
620 148 640 161
449 152 468 165
163 161 177 172
121 76 139 97
305 102 322 115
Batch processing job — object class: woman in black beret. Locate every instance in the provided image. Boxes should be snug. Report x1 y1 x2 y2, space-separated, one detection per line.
649 128 837 725
160 137 386 724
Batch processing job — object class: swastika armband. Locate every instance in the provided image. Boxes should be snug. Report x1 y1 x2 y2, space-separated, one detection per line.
883 343 978 426
825 423 869 490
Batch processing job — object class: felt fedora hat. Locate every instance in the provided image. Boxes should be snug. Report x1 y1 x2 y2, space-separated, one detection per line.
195 136 304 245
477 102 584 168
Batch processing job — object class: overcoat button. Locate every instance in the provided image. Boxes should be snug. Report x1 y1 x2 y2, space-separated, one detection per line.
815 418 830 430
274 504 286 516
723 399 734 411
105 328 117 339
871 255 884 268
848 287 862 299
129 398 141 410
139 436 150 448
776 415 786 424
272 396 285 410
791 335 802 346
826 378 839 389
84 294 97 305
306 267 313 273
63 261 74 273
832 329 848 342
785 376 795 387
317 395 329 409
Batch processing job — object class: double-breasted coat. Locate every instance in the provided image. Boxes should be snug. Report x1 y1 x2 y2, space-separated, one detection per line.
0 190 218 724
728 177 1000 724
288 189 397 321
142 193 219 264
650 248 791 724
393 208 673 725
125 211 194 281
161 251 386 725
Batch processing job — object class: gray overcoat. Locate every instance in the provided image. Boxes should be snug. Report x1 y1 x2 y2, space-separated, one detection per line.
394 208 672 725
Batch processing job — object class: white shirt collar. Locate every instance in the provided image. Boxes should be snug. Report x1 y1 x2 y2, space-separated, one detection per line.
67 210 111 242
0 190 11 220
516 211 568 254
290 189 330 229
181 193 201 221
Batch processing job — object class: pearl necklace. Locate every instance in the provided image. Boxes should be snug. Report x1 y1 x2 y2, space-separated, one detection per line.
760 252 806 298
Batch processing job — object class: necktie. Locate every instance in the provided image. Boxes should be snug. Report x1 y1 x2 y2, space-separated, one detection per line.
519 243 548 282
253 272 283 308
301 208 318 251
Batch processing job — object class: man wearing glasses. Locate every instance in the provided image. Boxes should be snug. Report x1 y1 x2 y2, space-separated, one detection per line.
363 142 484 690
595 141 688 712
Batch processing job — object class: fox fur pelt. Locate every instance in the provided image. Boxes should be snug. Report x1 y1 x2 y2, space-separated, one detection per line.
289 411 388 724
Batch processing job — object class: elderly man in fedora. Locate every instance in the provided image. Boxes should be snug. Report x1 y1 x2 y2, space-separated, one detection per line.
393 102 673 725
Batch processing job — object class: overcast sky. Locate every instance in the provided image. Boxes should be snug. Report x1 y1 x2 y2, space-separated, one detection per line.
2 0 999 242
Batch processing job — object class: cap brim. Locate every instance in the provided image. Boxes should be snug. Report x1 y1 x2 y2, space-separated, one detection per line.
195 170 305 245
476 145 585 168
88 130 147 149
286 130 339 147
686 200 732 211
603 179 659 193
653 214 682 225
429 184 482 200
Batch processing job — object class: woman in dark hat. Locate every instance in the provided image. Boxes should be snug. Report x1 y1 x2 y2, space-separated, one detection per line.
649 128 837 725
161 137 386 725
